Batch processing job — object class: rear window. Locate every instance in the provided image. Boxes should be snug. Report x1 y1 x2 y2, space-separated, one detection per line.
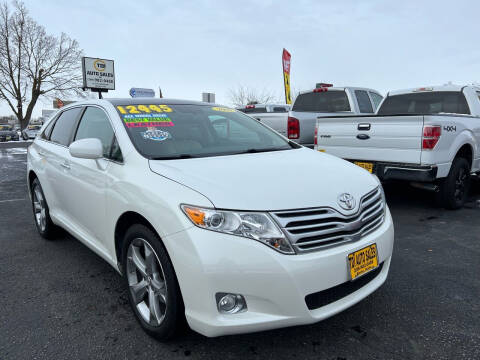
292 91 351 112
238 107 267 114
378 91 470 116
272 106 289 113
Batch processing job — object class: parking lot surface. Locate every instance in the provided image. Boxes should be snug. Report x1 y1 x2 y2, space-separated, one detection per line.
0 142 479 360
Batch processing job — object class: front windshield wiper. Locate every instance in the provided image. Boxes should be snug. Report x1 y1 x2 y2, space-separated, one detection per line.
150 154 196 160
235 147 291 155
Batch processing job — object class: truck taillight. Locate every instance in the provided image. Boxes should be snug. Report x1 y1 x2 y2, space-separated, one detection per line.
422 125 441 150
288 117 299 139
314 126 318 146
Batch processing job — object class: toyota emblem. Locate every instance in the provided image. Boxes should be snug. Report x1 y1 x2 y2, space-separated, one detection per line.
337 193 356 210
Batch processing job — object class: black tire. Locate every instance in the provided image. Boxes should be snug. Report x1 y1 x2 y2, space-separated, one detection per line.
121 224 185 340
436 157 471 210
22 133 28 140
31 178 57 239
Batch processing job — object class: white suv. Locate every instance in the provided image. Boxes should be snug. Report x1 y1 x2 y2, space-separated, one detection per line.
27 99 394 339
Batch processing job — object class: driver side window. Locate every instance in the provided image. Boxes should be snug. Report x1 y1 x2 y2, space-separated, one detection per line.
74 107 123 161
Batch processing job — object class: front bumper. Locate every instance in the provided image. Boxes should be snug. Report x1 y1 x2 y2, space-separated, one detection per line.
163 207 394 337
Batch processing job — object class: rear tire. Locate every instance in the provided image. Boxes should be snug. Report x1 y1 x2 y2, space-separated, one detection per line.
436 157 471 210
121 224 185 340
31 178 57 239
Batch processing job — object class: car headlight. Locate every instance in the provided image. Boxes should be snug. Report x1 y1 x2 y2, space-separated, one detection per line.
181 205 294 254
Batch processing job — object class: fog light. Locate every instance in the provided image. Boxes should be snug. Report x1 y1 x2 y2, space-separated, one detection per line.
216 293 247 314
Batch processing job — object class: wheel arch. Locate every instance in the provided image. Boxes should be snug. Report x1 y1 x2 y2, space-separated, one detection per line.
28 170 38 194
454 143 473 169
114 211 163 270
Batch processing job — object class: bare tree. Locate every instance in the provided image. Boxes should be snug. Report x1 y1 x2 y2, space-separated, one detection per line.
0 1 84 129
228 85 278 107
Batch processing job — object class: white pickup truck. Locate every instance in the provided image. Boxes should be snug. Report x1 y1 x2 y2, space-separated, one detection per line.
315 85 480 209
236 104 291 137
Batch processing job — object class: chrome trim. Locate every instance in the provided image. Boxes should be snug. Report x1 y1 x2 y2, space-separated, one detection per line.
270 187 385 253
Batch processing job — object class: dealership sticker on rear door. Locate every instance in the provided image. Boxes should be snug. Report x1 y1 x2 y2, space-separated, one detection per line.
211 107 235 112
141 129 171 141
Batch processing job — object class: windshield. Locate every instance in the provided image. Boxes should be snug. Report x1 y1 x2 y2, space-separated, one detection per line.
0 125 13 131
292 90 351 112
115 103 294 159
378 91 470 115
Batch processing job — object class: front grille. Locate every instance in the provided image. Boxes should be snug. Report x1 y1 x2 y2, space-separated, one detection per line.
270 187 384 253
305 262 384 310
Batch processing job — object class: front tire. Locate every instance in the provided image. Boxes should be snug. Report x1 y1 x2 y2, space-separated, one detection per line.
122 224 184 340
31 178 57 239
436 157 471 210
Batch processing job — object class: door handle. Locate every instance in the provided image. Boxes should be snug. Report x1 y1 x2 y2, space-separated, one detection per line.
60 162 70 170
358 123 371 131
38 150 46 157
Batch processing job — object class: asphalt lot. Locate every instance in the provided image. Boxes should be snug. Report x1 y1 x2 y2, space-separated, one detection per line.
0 141 479 360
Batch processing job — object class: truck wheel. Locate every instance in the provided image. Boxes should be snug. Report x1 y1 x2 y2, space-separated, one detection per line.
437 157 471 210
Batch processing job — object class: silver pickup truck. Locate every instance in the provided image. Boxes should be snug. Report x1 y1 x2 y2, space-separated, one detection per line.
288 86 383 147
237 104 290 136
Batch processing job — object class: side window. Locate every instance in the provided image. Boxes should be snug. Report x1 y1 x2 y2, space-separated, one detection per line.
369 92 384 110
74 107 121 160
50 107 83 146
355 90 374 113
41 118 57 140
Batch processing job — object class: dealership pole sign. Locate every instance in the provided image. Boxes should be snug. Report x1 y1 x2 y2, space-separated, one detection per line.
81 57 115 98
282 49 292 105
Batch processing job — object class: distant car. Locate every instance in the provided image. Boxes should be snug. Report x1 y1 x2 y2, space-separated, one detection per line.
0 124 19 142
22 124 42 140
237 104 291 137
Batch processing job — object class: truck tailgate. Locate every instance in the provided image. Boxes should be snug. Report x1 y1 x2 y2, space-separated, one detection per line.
254 113 288 137
316 115 424 164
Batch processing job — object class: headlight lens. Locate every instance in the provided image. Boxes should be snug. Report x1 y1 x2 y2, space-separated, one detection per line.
181 205 294 254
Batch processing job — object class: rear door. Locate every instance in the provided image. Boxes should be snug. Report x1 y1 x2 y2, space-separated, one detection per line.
316 115 424 164
44 106 84 220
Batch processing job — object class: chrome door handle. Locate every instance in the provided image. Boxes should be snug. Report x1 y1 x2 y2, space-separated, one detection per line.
60 162 70 170
358 123 371 131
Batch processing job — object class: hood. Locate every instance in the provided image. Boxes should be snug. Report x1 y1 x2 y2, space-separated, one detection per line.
149 148 378 212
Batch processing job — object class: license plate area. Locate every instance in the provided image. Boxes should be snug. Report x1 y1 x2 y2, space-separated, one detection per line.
348 244 378 280
354 161 373 173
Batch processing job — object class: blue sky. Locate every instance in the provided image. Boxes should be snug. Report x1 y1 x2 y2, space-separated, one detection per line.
6 0 480 117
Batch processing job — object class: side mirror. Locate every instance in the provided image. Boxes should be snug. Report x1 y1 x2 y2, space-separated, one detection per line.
69 138 103 159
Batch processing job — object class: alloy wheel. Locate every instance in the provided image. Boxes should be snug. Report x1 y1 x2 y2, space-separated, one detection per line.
126 238 167 326
33 186 46 232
